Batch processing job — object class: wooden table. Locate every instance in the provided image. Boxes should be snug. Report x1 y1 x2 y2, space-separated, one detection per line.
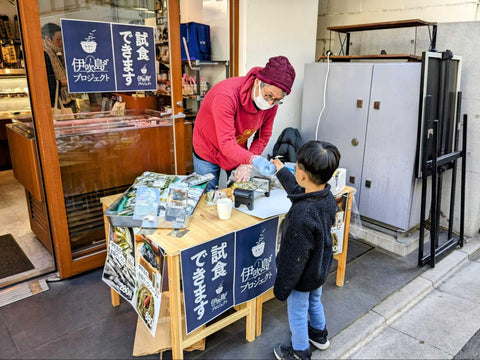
102 191 262 359
102 186 355 356
254 186 355 337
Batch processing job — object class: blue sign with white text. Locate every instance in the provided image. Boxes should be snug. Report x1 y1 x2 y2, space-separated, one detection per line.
234 217 278 305
61 19 157 93
61 19 116 93
112 24 156 92
180 233 235 334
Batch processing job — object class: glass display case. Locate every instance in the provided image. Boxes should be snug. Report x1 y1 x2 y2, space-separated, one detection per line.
0 70 30 170
8 110 184 256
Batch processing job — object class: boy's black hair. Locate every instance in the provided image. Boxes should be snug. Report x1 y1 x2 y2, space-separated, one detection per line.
41 23 61 40
296 140 340 185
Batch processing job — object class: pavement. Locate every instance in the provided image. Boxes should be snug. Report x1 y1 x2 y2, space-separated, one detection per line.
314 234 480 360
1 233 479 359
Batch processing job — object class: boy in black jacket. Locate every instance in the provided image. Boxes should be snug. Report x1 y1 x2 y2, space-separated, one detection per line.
272 140 340 360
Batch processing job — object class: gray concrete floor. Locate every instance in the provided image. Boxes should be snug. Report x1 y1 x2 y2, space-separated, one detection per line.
0 236 431 359
349 246 480 359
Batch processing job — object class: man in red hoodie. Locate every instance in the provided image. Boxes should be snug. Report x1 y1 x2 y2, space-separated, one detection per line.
192 56 296 191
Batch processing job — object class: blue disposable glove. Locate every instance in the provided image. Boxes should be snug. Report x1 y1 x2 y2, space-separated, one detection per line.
251 156 276 176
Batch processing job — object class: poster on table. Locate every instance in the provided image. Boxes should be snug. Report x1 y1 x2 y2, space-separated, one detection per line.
61 19 156 93
134 232 165 336
234 217 278 305
180 233 235 334
332 192 348 255
102 226 136 303
102 226 165 337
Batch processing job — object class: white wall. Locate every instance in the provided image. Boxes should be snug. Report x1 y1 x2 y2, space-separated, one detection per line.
239 0 320 157
203 0 229 61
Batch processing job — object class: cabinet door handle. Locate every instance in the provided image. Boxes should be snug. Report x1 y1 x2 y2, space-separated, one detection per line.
373 101 381 110
356 99 363 108
351 138 359 146
365 180 372 188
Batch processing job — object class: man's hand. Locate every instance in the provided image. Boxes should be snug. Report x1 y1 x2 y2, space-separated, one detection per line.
234 164 252 182
251 156 276 176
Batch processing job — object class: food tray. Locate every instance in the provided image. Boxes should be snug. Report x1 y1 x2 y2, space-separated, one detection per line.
105 192 192 229
105 172 208 229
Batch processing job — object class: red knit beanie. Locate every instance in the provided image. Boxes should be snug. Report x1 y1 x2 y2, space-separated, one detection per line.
257 56 296 95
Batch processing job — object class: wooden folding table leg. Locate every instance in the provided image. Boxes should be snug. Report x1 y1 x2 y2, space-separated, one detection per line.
334 190 354 287
255 296 263 337
168 254 184 359
245 299 256 342
103 203 120 307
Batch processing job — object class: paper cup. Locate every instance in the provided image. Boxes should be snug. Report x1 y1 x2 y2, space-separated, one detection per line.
217 198 233 220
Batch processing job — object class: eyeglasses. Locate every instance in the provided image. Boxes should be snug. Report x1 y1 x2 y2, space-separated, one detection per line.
260 82 285 105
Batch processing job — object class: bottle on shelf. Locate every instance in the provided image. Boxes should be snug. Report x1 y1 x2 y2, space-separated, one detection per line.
1 39 17 66
200 77 208 96
3 15 15 40
0 16 7 40
14 15 20 40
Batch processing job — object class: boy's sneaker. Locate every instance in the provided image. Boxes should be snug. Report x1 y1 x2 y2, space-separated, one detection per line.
308 324 330 350
273 343 311 360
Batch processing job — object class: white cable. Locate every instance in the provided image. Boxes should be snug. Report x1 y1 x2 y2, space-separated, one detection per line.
315 52 331 141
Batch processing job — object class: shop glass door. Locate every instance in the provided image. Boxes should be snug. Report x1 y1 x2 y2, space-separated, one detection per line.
0 0 56 289
16 0 182 278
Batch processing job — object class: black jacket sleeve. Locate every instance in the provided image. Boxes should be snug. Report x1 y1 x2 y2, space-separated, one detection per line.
44 52 57 108
276 166 304 196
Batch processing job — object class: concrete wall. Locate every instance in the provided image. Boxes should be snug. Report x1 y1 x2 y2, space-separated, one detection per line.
435 22 480 237
239 0 319 157
315 0 480 237
316 0 480 58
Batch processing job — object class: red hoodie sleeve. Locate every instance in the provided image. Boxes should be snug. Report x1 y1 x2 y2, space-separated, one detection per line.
248 111 275 155
210 93 255 165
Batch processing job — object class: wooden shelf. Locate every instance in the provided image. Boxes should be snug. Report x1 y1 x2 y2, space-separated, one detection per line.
0 68 26 76
326 18 437 57
327 19 437 33
318 54 422 62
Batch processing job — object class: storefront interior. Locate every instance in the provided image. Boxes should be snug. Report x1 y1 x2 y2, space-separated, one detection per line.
0 0 232 290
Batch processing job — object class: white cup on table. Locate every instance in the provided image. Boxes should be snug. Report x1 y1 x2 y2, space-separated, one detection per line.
216 198 233 220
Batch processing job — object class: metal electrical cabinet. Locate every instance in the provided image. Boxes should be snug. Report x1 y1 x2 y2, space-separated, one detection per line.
300 62 423 231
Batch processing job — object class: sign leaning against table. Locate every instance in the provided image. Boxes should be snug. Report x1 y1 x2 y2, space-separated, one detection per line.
180 233 235 334
180 217 279 334
102 226 165 337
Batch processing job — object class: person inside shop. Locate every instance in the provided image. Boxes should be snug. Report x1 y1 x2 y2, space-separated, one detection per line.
192 55 295 191
42 23 76 112
271 140 340 360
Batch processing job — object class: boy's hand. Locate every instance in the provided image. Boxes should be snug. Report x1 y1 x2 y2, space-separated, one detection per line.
271 158 284 172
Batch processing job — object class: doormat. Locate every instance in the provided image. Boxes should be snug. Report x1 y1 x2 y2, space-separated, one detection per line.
0 234 35 279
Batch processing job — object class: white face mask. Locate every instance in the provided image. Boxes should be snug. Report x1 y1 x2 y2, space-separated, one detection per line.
253 80 274 110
